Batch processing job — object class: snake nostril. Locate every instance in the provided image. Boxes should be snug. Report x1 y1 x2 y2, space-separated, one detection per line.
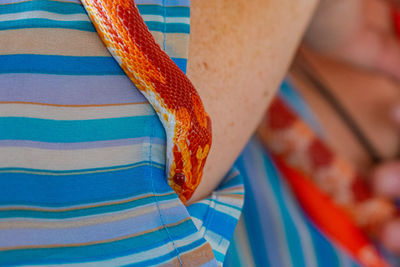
173 173 186 186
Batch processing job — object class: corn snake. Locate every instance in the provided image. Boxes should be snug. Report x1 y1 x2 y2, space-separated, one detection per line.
80 0 212 203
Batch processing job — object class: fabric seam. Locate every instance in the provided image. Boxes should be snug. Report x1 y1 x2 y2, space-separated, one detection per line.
150 1 184 264
162 0 167 51
150 1 186 264
202 193 216 241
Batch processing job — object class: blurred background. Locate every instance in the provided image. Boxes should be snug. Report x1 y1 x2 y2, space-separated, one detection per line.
226 0 400 266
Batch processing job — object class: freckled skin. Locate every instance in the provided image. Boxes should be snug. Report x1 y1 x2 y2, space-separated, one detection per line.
187 0 319 202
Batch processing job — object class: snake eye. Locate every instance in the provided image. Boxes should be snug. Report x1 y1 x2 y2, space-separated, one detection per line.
173 173 186 187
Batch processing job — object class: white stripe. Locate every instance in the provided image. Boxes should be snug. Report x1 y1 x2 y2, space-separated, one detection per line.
0 143 165 170
141 14 190 24
233 219 256 267
250 141 294 267
203 230 229 255
20 232 204 267
214 203 241 219
279 175 319 267
0 191 171 212
195 200 241 219
0 103 155 120
214 195 244 209
190 217 203 230
0 11 90 22
0 198 180 229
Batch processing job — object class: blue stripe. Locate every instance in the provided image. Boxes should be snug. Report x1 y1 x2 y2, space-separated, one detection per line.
0 0 190 8
224 235 243 267
235 146 283 266
279 80 323 136
306 218 341 267
138 5 190 17
0 219 197 265
0 116 165 142
226 138 363 266
203 209 238 240
0 54 123 75
0 1 86 15
187 202 209 220
0 165 171 206
0 54 186 76
0 18 95 32
211 200 242 211
0 19 189 34
171 58 187 73
188 201 241 219
0 160 164 175
144 21 190 33
0 193 176 219
213 250 225 264
0 2 190 17
262 151 307 267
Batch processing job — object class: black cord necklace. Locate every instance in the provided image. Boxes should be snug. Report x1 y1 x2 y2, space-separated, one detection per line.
293 53 384 164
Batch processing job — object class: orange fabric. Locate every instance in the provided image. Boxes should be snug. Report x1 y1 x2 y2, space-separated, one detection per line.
274 156 388 267
393 7 400 38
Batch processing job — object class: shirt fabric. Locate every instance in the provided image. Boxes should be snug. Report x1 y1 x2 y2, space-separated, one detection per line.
224 81 361 267
0 1 244 266
0 1 382 267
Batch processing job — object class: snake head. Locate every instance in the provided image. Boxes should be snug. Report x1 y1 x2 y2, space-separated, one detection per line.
167 108 212 203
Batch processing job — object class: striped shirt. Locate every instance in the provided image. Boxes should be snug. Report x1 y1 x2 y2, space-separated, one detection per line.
224 82 362 267
0 1 244 266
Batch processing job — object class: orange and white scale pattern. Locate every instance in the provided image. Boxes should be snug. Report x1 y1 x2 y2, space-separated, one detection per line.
81 0 212 202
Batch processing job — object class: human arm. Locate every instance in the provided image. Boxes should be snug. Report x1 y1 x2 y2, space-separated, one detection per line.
186 0 319 202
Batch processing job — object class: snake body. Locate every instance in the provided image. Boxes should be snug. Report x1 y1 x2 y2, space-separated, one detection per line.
81 0 212 202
